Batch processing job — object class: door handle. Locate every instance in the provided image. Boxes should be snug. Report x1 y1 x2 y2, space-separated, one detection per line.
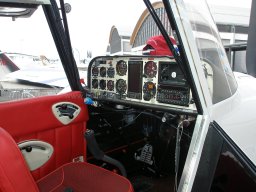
18 140 54 171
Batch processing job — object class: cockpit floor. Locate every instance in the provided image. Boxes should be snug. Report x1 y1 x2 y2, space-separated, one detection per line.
130 175 175 192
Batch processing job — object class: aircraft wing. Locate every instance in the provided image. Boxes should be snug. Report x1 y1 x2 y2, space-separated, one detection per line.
3 65 87 88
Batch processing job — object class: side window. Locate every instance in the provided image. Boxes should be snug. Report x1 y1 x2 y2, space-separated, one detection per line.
0 52 61 102
186 1 238 104
0 7 63 102
192 124 256 192
212 146 256 192
198 42 237 104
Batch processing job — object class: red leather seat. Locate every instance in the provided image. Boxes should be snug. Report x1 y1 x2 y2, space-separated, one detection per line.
0 128 134 192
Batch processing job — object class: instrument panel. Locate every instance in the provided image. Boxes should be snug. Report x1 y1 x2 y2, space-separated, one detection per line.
88 56 195 113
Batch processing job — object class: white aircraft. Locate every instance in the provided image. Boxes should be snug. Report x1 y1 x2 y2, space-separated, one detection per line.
0 52 87 88
0 0 255 192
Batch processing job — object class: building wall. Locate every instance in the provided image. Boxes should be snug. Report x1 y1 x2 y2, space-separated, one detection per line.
108 26 132 55
130 2 249 52
109 28 121 54
107 1 249 59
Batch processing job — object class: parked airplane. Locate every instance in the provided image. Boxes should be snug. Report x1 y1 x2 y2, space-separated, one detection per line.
0 0 255 192
0 52 87 88
0 52 19 80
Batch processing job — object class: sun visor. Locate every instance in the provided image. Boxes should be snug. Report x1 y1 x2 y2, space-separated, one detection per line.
0 0 50 4
0 0 50 18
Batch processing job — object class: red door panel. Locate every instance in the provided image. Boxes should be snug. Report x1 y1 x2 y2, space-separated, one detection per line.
0 91 89 180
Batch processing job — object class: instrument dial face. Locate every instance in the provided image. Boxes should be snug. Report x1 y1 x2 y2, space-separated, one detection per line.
116 60 127 76
144 61 157 78
143 82 156 101
107 67 115 78
92 79 98 89
100 67 106 77
107 80 115 91
116 79 127 94
99 79 106 90
92 67 99 76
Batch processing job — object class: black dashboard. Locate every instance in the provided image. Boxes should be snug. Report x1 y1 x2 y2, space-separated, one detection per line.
88 56 196 114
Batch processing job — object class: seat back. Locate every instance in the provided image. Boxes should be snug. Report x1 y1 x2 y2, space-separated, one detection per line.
0 128 39 192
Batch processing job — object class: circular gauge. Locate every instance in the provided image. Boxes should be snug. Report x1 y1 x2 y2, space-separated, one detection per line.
144 61 157 78
92 67 99 76
143 82 156 101
116 79 127 94
92 79 98 89
116 60 127 76
107 67 115 78
100 67 106 77
107 80 115 91
99 79 106 90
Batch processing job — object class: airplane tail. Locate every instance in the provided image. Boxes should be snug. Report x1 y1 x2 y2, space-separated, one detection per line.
0 53 20 79
40 55 50 66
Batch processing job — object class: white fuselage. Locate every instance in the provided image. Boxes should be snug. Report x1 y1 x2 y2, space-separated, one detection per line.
212 72 256 164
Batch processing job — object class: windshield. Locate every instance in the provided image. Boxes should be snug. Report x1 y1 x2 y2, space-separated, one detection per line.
0 5 62 100
0 2 87 101
0 0 238 104
182 0 238 104
0 0 150 101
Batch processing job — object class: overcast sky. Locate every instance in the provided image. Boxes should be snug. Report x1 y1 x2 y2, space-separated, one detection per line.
0 0 252 60
66 0 252 58
207 0 251 7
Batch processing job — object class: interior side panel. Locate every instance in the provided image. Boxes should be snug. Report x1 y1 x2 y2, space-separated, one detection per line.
14 122 87 180
0 91 89 181
0 91 88 137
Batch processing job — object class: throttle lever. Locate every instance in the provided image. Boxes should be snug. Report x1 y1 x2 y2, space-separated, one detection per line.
84 129 127 177
84 129 104 160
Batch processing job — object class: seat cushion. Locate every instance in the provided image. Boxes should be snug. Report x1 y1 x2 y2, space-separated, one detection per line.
37 162 134 192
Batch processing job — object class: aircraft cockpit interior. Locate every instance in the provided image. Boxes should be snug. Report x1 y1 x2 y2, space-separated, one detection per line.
86 55 198 191
2 0 256 191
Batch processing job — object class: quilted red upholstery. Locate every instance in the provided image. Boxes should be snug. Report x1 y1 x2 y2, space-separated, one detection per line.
0 128 39 192
0 91 88 180
17 122 87 181
0 128 134 192
37 162 134 192
0 91 88 137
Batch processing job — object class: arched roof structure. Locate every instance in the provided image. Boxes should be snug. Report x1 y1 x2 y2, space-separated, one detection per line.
107 25 132 55
107 2 250 55
130 2 172 49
